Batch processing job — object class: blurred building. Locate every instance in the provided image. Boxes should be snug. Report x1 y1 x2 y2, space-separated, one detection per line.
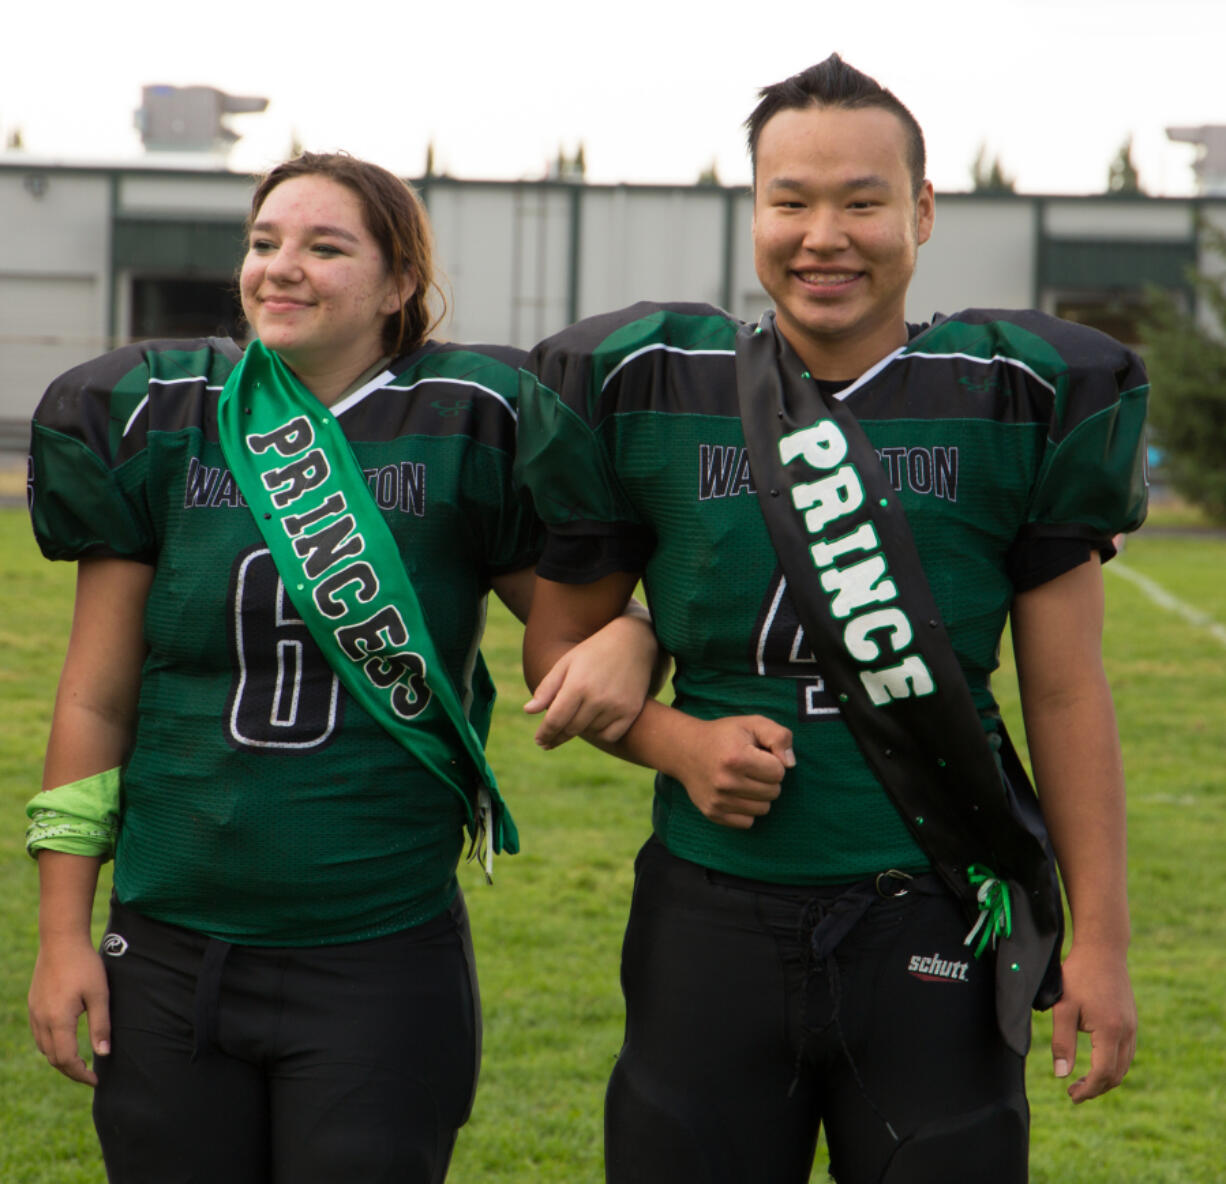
1166 126 1226 197
1 159 1224 444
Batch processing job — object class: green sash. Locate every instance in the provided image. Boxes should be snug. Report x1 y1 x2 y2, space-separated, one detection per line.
217 340 518 869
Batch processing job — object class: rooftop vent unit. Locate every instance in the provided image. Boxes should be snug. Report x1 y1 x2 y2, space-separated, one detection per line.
134 85 268 154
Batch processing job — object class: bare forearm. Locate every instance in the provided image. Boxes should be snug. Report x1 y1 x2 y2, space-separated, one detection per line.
37 852 103 944
523 614 586 693
1023 676 1130 952
587 696 795 830
1012 558 1130 951
587 695 697 775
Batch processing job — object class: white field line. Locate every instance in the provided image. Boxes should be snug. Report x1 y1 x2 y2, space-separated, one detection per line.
1107 561 1226 648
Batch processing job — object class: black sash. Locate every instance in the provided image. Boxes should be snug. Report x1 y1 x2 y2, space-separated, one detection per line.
735 313 1061 1054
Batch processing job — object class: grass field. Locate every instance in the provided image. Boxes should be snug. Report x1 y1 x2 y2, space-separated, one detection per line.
1 503 1223 1183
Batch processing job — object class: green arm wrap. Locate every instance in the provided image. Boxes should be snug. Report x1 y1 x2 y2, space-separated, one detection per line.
25 767 121 861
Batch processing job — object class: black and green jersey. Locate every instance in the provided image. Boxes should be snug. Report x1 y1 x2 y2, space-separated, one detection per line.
30 337 541 945
518 302 1148 885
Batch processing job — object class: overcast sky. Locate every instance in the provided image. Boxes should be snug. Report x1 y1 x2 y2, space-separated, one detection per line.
3 0 1222 196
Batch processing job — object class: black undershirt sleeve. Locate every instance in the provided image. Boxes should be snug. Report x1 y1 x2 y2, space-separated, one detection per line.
535 526 654 585
1006 535 1116 594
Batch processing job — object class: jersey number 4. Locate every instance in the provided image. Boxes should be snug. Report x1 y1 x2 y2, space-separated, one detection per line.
752 569 839 720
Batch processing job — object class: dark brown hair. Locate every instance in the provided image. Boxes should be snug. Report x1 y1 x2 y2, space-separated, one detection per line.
246 151 446 355
745 54 927 197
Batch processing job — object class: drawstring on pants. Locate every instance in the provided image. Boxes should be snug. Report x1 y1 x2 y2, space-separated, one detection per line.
191 937 233 1062
790 872 913 1142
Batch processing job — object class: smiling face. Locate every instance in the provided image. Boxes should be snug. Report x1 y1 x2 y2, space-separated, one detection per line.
240 174 411 400
752 104 934 379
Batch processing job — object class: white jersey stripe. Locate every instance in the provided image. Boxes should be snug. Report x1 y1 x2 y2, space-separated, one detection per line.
601 344 735 393
903 349 1058 397
336 373 517 420
123 374 225 438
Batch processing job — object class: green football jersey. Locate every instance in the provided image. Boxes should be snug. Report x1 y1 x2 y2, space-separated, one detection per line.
518 302 1148 885
30 337 541 945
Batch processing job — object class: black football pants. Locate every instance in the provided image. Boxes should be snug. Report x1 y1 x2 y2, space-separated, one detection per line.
605 838 1029 1184
93 892 480 1184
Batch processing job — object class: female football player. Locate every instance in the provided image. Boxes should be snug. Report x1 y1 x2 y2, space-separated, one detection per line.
26 152 660 1184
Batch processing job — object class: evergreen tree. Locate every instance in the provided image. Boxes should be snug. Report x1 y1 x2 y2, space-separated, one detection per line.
1141 225 1226 522
554 144 586 182
1108 136 1143 195
970 142 1015 192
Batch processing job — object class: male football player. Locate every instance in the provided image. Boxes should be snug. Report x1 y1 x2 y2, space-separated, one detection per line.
519 55 1142 1182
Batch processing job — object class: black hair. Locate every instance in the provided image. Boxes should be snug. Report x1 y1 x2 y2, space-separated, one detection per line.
745 54 926 196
